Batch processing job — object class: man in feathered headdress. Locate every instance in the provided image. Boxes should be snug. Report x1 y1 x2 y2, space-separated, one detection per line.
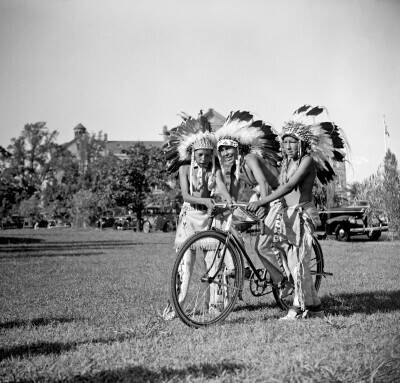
162 112 232 320
215 111 286 285
215 111 280 201
248 105 347 320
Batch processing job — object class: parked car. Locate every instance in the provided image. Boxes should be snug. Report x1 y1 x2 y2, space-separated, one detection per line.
113 215 138 231
317 202 388 241
47 220 57 228
96 216 115 229
22 217 35 228
33 218 49 229
141 205 177 233
0 215 24 230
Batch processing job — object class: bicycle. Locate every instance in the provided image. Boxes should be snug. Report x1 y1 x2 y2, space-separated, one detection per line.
170 202 330 328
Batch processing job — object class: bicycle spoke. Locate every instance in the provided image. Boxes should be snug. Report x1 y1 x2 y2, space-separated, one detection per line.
170 230 242 327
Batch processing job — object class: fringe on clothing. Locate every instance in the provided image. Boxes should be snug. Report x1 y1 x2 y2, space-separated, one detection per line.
264 200 320 310
174 202 217 251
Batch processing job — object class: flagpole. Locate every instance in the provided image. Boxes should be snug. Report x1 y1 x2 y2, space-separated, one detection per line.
383 114 387 154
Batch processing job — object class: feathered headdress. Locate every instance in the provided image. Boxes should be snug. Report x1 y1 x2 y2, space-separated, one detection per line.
215 110 281 164
213 110 281 184
163 111 216 173
281 104 348 184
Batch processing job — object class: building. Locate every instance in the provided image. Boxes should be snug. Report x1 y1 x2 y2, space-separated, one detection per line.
202 108 226 131
62 124 163 167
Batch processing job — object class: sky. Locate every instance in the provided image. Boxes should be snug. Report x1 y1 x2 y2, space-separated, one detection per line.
0 0 399 183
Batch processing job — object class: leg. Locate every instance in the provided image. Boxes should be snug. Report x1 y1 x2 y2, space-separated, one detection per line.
286 242 321 309
204 249 219 310
298 244 321 308
178 249 196 305
256 231 286 285
204 247 235 312
163 248 196 321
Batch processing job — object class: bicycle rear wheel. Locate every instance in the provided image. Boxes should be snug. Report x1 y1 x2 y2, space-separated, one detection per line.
170 230 243 328
273 238 324 310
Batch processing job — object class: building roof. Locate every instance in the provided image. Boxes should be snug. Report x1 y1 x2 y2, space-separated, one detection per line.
63 110 225 158
106 140 163 153
202 108 226 131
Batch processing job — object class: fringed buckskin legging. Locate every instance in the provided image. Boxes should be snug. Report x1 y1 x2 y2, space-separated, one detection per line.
256 201 321 310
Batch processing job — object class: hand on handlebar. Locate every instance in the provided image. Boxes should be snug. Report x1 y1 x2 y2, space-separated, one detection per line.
247 200 262 213
226 198 236 210
255 206 267 219
204 198 216 212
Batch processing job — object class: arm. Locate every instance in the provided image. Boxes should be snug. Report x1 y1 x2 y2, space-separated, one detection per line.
179 165 215 210
261 158 280 190
244 154 268 198
248 156 314 210
215 169 234 203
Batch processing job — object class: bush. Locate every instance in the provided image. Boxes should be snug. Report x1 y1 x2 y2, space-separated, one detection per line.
383 150 400 238
70 189 98 228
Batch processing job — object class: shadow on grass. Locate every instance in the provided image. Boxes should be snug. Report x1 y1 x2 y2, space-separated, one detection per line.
0 236 43 244
233 300 276 313
0 251 106 259
229 290 400 322
0 241 166 258
346 237 383 243
42 362 245 383
322 290 400 316
0 331 138 361
0 241 166 256
0 341 76 361
0 316 81 330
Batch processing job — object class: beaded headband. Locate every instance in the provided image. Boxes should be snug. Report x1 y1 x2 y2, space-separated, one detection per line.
217 138 239 149
178 131 216 161
281 121 313 145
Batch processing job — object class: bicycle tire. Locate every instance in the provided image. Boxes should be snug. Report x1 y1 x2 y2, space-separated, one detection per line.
170 230 244 328
272 237 324 310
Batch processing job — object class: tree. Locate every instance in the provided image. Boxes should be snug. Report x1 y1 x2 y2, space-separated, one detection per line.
70 189 98 228
347 182 362 204
18 194 41 221
75 132 108 187
35 132 109 223
41 146 80 219
351 172 385 223
383 150 400 238
87 153 120 214
5 122 60 200
312 181 328 210
0 146 23 217
109 143 170 229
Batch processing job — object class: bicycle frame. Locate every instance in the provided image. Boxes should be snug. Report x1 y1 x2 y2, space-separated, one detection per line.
208 204 271 284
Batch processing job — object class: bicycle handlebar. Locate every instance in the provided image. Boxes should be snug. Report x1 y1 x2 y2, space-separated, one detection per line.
210 202 261 222
213 202 248 208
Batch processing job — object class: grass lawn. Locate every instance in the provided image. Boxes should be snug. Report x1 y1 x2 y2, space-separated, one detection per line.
1 228 399 382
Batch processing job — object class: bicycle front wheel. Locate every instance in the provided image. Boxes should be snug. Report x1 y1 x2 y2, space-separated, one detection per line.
170 230 243 328
273 238 324 310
